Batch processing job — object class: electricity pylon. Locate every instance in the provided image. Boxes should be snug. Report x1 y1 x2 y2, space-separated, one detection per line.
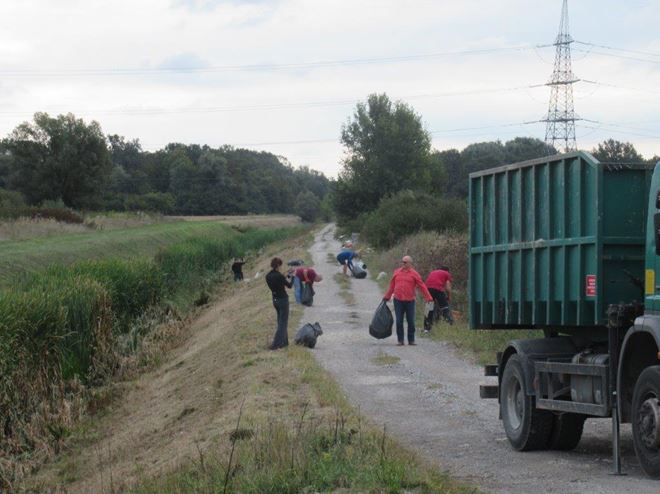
544 0 579 152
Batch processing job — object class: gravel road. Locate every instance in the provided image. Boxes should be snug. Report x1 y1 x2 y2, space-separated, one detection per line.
303 224 659 493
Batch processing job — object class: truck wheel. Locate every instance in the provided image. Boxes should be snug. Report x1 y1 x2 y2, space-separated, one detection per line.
500 354 553 451
632 365 660 478
548 413 586 450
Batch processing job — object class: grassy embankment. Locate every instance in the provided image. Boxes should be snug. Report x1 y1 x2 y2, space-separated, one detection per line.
0 219 301 489
129 237 474 494
367 231 541 365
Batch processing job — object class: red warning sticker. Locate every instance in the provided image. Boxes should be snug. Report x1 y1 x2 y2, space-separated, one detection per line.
586 275 596 297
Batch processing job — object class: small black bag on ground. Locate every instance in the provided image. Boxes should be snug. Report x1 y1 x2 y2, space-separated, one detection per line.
301 283 315 306
369 301 393 339
295 322 323 348
351 261 367 279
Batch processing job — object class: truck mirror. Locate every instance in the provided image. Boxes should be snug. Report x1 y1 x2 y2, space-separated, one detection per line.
656 213 660 255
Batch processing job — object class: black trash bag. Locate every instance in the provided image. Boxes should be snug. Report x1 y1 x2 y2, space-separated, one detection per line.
287 259 305 267
301 282 315 306
351 261 368 279
295 322 323 348
369 301 393 339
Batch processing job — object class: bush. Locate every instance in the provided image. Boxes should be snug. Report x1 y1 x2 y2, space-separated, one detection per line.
294 191 321 222
361 191 467 249
125 192 176 214
0 188 26 212
374 231 467 290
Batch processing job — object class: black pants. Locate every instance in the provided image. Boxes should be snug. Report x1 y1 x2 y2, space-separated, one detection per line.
271 297 289 349
233 271 243 281
424 288 453 330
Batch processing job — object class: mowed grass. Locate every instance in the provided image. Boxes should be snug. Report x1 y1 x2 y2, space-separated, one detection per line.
0 220 241 284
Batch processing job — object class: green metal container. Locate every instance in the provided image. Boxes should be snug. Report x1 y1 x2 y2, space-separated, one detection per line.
469 151 652 330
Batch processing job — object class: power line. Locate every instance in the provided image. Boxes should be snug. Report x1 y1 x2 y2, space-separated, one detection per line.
573 47 660 66
0 83 551 118
574 40 660 59
0 44 550 78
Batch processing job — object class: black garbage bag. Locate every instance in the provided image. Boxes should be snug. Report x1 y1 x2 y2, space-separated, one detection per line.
369 301 393 339
295 322 323 348
301 283 315 306
351 261 368 279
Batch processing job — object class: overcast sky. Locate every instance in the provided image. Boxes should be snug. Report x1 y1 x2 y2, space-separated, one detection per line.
0 0 659 177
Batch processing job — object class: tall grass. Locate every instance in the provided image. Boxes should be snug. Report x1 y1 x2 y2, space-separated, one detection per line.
0 225 301 489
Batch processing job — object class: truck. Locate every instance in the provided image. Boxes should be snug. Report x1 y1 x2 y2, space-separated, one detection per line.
469 151 660 478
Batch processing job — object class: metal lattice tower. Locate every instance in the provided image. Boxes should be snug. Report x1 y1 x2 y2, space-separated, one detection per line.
544 0 579 152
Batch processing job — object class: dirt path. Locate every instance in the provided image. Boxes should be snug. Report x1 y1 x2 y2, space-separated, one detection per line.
304 224 658 494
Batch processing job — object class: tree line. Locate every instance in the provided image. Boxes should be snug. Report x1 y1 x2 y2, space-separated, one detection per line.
0 113 331 220
332 93 658 242
0 102 655 225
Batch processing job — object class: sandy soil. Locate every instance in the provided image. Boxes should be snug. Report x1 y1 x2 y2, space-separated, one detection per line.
304 224 659 494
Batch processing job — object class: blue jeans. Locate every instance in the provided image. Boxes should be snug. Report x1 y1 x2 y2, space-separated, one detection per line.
393 299 416 343
293 276 302 303
271 297 289 349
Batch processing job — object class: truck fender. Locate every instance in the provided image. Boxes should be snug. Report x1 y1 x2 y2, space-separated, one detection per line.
499 336 578 399
617 315 660 423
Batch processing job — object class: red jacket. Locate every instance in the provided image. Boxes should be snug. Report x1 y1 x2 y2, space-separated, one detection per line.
425 269 452 291
384 267 433 302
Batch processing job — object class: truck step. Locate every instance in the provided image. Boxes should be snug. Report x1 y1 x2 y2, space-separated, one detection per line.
484 364 498 376
479 384 499 399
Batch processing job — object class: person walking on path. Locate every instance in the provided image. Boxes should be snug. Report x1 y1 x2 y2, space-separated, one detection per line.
231 257 246 282
265 257 293 350
383 255 434 346
424 265 454 331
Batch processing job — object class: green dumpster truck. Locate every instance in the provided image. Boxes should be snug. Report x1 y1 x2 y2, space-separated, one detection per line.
469 151 660 477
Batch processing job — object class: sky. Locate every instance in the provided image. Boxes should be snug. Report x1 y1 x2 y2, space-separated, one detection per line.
0 0 659 178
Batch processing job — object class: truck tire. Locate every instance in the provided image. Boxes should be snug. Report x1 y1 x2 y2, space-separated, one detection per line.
632 365 660 479
548 413 586 450
500 354 554 451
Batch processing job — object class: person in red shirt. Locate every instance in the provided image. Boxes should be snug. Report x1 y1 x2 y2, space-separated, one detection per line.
383 255 434 346
424 265 454 331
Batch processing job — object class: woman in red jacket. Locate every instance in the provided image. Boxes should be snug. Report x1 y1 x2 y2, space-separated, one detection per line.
383 255 434 346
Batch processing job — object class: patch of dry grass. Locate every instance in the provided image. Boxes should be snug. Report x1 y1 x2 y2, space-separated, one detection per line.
169 214 301 229
371 350 401 366
0 217 92 241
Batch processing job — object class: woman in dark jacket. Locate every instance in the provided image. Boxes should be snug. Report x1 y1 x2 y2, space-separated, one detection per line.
265 257 293 349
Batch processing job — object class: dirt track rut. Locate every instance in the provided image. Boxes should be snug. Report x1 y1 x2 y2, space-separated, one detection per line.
303 224 658 493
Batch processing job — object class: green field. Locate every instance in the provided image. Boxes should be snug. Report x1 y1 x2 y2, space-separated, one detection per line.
0 220 244 285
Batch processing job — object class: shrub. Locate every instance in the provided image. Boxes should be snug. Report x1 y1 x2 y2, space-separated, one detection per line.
361 190 467 249
294 190 321 222
125 192 176 214
28 207 84 224
371 231 468 309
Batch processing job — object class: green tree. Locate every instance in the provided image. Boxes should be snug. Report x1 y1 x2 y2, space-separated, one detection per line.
334 93 432 221
294 190 321 222
504 137 556 163
3 113 111 207
591 139 643 163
